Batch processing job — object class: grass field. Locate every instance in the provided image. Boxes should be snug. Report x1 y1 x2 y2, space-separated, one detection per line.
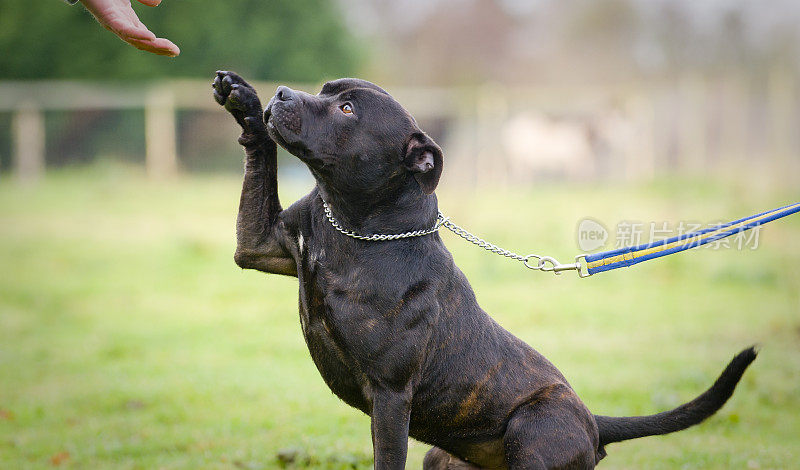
1 165 798 469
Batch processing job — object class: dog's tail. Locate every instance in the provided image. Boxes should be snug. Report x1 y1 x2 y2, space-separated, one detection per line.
595 346 757 448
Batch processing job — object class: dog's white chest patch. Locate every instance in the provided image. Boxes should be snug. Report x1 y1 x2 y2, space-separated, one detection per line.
311 247 325 264
298 232 325 263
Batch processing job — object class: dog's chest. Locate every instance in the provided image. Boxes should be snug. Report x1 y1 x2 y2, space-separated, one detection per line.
292 224 439 414
294 236 377 413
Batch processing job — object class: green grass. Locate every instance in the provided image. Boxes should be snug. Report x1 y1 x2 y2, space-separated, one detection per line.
1 165 798 469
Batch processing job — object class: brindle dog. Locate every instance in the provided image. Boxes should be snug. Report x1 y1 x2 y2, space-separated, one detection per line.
212 70 756 470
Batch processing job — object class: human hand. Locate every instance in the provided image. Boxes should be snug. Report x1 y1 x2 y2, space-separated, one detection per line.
79 0 180 57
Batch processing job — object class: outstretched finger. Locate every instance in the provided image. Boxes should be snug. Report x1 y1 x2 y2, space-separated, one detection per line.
136 0 163 6
81 0 155 40
126 37 181 57
108 18 156 41
119 6 178 53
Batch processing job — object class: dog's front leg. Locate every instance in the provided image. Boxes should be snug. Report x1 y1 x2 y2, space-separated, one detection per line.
213 71 296 276
371 388 412 470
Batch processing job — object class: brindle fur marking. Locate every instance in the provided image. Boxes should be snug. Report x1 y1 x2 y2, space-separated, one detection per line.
212 71 757 469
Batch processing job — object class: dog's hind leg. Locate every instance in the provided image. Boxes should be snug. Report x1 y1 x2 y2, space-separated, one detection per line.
502 384 600 470
423 447 483 469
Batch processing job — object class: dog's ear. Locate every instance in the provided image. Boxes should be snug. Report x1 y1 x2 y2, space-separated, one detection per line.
404 132 443 195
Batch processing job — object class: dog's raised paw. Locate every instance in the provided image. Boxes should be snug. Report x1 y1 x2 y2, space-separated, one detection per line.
213 71 264 131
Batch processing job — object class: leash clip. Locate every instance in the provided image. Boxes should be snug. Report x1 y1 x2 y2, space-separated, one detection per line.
537 255 591 278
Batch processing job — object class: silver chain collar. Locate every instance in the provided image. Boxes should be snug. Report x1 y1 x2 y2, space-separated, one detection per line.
320 196 588 276
321 198 446 241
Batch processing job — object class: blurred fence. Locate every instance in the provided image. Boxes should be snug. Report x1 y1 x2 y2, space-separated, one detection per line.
1 73 798 186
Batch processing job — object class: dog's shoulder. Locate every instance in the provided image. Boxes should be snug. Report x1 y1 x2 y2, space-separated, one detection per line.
276 189 317 234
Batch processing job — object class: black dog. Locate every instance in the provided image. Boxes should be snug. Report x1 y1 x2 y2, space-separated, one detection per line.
212 71 756 469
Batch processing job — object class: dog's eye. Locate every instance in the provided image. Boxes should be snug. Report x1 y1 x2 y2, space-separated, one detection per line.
340 103 354 115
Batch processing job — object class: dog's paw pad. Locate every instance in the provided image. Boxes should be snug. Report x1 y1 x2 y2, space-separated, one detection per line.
212 71 261 117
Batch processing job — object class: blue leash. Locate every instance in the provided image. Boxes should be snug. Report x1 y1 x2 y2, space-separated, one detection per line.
323 197 800 278
581 202 800 276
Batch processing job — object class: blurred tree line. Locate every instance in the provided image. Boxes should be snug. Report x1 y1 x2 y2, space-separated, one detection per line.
0 0 363 81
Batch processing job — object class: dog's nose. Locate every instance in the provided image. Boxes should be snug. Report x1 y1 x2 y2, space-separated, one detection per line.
276 86 295 102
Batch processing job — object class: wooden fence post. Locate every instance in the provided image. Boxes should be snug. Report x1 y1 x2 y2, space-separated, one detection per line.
629 91 656 180
768 69 797 185
721 77 749 172
145 87 178 178
475 83 508 186
12 102 45 184
678 74 708 175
